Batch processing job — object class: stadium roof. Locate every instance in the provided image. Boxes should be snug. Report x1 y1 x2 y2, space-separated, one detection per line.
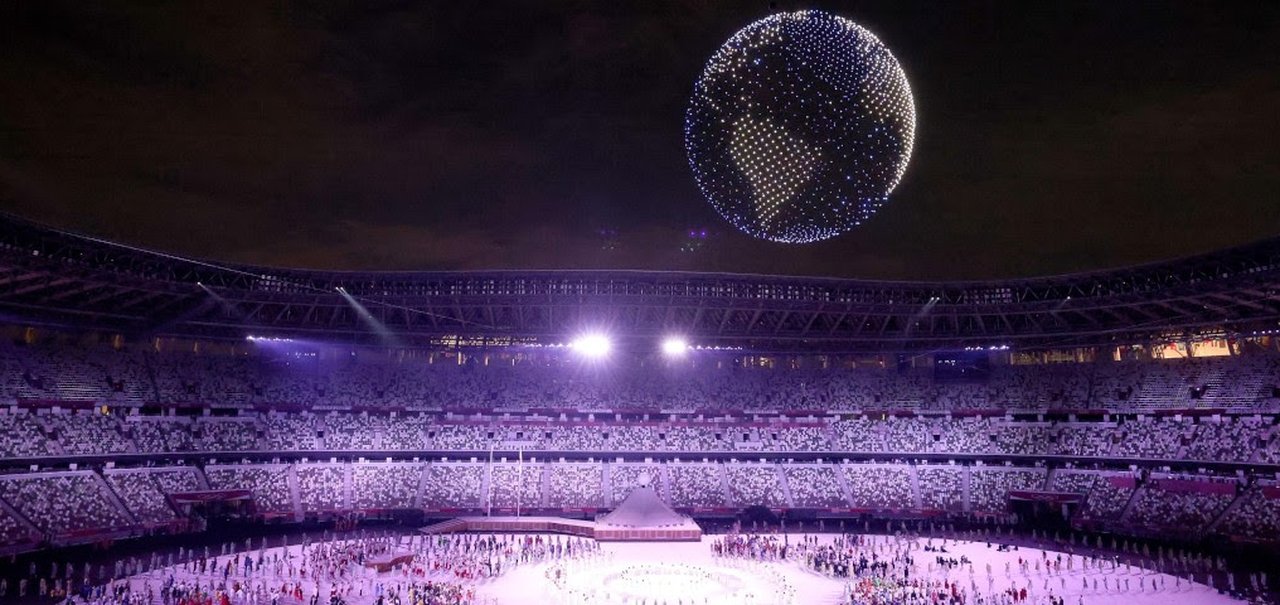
0 213 1278 352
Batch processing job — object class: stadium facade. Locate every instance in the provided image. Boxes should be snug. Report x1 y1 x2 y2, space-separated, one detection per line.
2 212 1279 353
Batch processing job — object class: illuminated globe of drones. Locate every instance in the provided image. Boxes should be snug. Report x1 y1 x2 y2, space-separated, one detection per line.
685 10 916 243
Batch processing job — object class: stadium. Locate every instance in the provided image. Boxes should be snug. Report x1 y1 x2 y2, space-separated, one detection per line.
1 4 1278 605
2 211 1279 603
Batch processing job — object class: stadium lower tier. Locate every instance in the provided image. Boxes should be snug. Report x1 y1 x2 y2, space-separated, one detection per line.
0 460 1277 552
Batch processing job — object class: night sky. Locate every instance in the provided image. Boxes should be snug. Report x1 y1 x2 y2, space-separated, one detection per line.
1 1 1277 280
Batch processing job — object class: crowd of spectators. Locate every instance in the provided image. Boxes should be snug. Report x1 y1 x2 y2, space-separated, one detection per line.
843 464 915 510
129 417 196 453
322 414 386 450
968 467 1047 513
1055 424 1117 457
260 414 317 451
930 417 995 454
916 466 964 512
547 463 603 508
2 342 1280 553
1112 417 1192 459
422 464 483 508
487 463 543 509
1049 470 1134 520
295 464 345 510
47 413 134 455
0 459 1275 551
1217 482 1280 541
991 424 1055 456
429 423 492 450
783 465 846 507
4 342 1279 413
350 462 420 509
203 464 293 513
764 425 828 451
193 418 259 452
0 412 57 457
1259 428 1280 464
1184 416 1266 461
5 409 1280 472
103 467 201 525
1124 474 1237 532
0 344 152 405
725 463 787 507
0 472 134 536
0 505 33 545
666 463 726 508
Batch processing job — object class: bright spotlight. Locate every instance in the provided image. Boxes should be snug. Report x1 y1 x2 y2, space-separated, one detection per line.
571 334 612 358
661 336 689 357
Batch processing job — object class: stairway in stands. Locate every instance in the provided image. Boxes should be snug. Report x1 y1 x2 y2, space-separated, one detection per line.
908 466 923 509
775 464 795 508
659 464 674 503
832 464 855 507
479 463 493 511
1043 468 1059 492
600 463 613 509
286 466 303 521
0 495 41 542
193 466 212 490
1118 484 1144 523
413 465 429 509
538 463 552 509
1206 490 1247 534
716 464 733 507
341 465 353 510
94 470 138 525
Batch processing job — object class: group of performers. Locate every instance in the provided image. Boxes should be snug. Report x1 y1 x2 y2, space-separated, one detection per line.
41 529 598 605
8 524 1270 605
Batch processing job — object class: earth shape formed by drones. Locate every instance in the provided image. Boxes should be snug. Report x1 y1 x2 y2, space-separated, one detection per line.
685 10 916 243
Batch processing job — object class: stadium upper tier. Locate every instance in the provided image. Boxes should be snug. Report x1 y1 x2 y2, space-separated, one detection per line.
1 341 1279 467
1 341 1278 415
1 213 1279 350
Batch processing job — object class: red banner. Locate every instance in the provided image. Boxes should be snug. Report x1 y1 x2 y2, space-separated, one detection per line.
1008 491 1084 504
1151 479 1234 495
1107 476 1136 489
169 489 252 504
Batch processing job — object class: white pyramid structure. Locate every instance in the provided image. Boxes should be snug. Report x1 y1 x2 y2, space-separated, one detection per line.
595 483 702 541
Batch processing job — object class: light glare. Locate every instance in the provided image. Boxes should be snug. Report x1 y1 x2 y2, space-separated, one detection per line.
661 337 689 357
571 334 612 358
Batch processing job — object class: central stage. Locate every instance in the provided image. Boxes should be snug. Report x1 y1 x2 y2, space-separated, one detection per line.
422 485 702 542
420 515 702 542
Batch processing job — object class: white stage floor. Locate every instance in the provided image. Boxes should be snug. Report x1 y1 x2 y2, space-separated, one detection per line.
119 534 1245 605
477 537 1244 605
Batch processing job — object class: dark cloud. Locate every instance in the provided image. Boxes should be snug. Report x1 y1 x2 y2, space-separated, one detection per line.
0 0 1277 280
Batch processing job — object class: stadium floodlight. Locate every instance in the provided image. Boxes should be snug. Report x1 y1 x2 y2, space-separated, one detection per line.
661 336 689 357
570 334 612 358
